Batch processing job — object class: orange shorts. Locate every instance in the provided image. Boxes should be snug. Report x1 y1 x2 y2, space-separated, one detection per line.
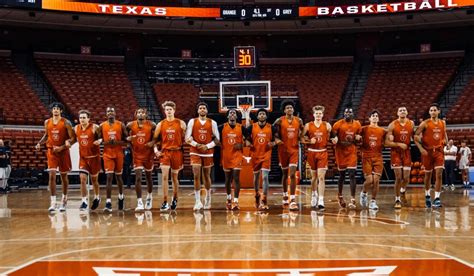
160 150 184 172
47 148 71 173
190 154 213 168
335 146 357 171
422 148 444 171
362 156 384 176
133 158 154 172
252 157 271 172
79 156 101 176
103 153 124 174
222 152 243 171
391 148 412 170
307 150 328 171
278 148 298 169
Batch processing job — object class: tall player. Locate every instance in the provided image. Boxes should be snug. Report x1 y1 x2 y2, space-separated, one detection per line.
74 110 101 210
331 106 362 209
386 107 413 209
95 107 129 212
219 108 246 210
247 108 276 211
154 101 186 211
35 102 75 212
302 105 332 209
273 100 304 211
126 108 156 212
414 103 448 208
185 102 219 211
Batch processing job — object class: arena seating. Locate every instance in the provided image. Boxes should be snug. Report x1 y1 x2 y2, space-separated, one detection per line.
259 59 353 122
446 78 474 124
35 53 138 123
358 53 462 125
0 54 48 125
153 83 200 122
0 128 46 169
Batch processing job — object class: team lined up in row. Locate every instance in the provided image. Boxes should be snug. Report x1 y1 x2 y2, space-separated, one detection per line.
35 100 449 212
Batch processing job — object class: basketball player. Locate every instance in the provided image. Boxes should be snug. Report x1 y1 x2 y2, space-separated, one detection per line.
331 106 362 209
414 103 448 208
273 100 304 211
35 102 75 212
74 110 101 211
126 108 156 212
359 110 398 210
219 108 247 210
246 108 276 211
185 102 219 211
95 107 129 212
386 107 414 209
458 141 472 189
153 101 186 211
302 105 332 209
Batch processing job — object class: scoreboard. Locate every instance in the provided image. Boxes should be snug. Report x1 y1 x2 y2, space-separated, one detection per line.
234 46 256 69
221 6 297 20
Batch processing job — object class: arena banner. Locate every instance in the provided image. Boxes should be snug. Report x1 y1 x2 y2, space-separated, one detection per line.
299 0 474 17
41 0 221 18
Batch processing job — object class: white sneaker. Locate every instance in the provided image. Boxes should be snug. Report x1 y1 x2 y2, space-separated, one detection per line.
360 192 368 208
311 193 318 208
48 202 56 212
317 198 325 209
145 198 152 210
135 200 144 212
369 200 379 210
59 200 67 212
204 196 211 210
193 200 203 211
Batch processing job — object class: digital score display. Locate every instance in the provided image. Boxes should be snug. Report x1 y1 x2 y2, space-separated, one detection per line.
221 6 297 19
234 46 256 69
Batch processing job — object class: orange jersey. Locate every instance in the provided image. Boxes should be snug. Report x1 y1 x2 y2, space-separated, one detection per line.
361 125 386 158
129 120 154 161
421 119 446 149
221 122 243 157
251 122 273 162
190 118 214 155
307 121 329 150
101 120 124 158
160 119 184 150
279 116 301 153
392 119 414 146
75 124 100 158
46 118 69 148
332 119 362 150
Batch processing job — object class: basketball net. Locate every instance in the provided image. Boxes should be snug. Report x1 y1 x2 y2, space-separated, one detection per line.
239 104 252 120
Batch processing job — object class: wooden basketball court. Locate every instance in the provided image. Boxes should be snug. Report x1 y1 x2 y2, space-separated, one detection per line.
0 185 472 275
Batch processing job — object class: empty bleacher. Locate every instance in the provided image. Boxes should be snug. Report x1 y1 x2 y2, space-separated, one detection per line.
0 51 48 125
35 52 138 123
0 128 46 169
358 52 463 125
446 78 474 124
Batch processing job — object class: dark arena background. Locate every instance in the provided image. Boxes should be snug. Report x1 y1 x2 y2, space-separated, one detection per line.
0 0 473 275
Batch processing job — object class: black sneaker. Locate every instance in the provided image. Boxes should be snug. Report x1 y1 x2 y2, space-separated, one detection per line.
425 195 432 208
79 202 88 211
91 198 101 210
104 201 112 212
433 197 442 208
255 193 261 209
118 197 125 211
171 197 178 210
160 201 170 212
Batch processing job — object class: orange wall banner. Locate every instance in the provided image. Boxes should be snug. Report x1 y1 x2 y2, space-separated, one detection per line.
299 0 474 17
42 0 221 18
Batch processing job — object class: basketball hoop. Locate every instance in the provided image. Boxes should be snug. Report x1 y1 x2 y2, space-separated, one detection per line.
239 104 252 119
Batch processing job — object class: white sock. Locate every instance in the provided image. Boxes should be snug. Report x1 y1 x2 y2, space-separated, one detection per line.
146 193 152 200
312 191 318 196
82 197 88 203
435 191 440 199
226 194 232 200
396 196 400 201
137 198 143 204
400 187 406 193
195 190 201 201
290 195 296 200
233 197 238 203
62 194 67 201
425 190 431 196
118 194 124 200
318 196 324 202
95 194 99 199
50 195 56 204
106 198 111 203
205 189 211 198
283 192 288 197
